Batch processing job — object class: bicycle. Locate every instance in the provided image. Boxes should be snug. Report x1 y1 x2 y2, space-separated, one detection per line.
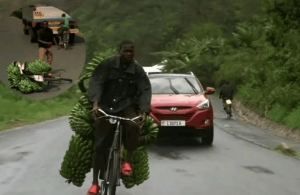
222 98 232 118
43 73 73 85
14 61 73 87
58 29 70 50
97 108 141 195
61 29 70 50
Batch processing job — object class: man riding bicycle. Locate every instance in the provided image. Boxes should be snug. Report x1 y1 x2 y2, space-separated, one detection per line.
37 21 57 65
87 40 152 195
57 13 70 45
219 80 234 115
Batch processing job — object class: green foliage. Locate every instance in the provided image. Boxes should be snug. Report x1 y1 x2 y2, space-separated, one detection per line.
5 0 300 132
154 0 300 130
69 0 260 64
152 23 227 86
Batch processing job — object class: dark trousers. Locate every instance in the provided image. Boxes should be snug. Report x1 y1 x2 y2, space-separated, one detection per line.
92 106 140 179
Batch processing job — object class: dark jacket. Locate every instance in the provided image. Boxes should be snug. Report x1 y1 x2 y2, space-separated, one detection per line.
219 84 234 100
88 56 152 114
37 27 54 48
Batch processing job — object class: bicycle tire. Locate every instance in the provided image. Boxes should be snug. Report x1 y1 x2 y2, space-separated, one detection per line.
100 150 119 195
227 105 232 118
108 150 120 195
100 180 108 195
59 78 73 82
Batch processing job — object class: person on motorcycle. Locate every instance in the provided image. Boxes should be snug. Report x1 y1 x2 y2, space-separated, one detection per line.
37 21 57 65
219 80 234 114
87 40 152 195
57 13 70 45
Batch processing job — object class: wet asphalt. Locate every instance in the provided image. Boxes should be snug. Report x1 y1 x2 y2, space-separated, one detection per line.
0 16 86 99
1 95 300 195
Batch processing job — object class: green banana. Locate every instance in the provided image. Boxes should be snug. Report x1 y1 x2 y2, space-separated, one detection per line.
6 59 51 93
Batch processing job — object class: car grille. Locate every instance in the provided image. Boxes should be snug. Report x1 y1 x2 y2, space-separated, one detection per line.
153 114 193 121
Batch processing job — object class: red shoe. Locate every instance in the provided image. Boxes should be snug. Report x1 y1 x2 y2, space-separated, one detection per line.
121 162 132 176
86 184 100 195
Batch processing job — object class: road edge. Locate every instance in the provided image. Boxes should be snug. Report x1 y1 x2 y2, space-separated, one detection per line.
232 99 300 143
0 116 69 134
220 124 300 160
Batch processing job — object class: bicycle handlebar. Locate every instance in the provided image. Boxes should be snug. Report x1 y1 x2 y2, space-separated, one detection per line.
97 108 141 123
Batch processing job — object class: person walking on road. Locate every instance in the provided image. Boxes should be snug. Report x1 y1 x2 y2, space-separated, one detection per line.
37 21 57 65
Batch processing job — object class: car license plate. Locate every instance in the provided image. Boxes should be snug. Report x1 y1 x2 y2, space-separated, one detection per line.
161 120 186 126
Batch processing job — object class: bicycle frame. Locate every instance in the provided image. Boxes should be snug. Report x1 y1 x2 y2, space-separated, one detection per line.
97 109 141 194
62 30 70 49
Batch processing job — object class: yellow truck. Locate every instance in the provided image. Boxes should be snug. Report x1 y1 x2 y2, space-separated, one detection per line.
21 4 79 44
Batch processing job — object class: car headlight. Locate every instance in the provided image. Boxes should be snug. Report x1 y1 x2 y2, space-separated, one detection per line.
197 99 210 109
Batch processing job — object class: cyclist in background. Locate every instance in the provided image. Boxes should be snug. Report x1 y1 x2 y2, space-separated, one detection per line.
219 80 234 113
57 13 70 45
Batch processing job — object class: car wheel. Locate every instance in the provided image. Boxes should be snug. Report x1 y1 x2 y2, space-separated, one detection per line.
202 127 214 145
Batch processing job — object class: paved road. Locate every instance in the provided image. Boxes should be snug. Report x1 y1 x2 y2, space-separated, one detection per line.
0 16 86 99
1 96 300 195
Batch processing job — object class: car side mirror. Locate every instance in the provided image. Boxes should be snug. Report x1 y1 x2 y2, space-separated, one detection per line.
205 87 215 95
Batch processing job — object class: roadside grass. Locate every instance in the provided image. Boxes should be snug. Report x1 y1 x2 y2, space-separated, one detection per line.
0 82 81 131
273 143 299 157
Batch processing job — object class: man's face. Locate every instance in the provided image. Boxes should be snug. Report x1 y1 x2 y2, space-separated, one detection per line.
120 44 134 63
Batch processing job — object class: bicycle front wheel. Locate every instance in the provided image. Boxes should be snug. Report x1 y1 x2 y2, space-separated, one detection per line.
107 150 120 195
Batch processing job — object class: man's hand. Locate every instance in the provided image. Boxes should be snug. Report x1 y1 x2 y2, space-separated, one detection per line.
139 110 147 124
92 101 100 120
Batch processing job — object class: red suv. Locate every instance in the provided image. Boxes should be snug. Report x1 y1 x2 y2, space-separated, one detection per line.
148 72 215 145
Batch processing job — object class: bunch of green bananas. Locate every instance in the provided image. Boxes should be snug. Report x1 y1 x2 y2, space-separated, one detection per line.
6 59 50 93
140 117 159 146
122 146 150 189
69 95 94 137
25 59 51 75
60 51 159 188
7 62 25 88
59 134 93 187
18 78 44 93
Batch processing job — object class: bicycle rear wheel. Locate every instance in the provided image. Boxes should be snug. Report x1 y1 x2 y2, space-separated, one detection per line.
226 105 232 118
107 150 120 195
100 150 120 195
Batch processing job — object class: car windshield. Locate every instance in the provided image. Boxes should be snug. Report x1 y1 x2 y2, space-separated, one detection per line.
150 77 203 94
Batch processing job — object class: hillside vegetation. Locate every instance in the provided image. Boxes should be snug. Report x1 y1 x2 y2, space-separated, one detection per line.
2 0 299 131
69 0 260 63
154 0 300 129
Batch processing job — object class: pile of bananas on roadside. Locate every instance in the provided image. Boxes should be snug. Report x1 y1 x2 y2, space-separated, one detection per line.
6 60 51 93
59 51 159 188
